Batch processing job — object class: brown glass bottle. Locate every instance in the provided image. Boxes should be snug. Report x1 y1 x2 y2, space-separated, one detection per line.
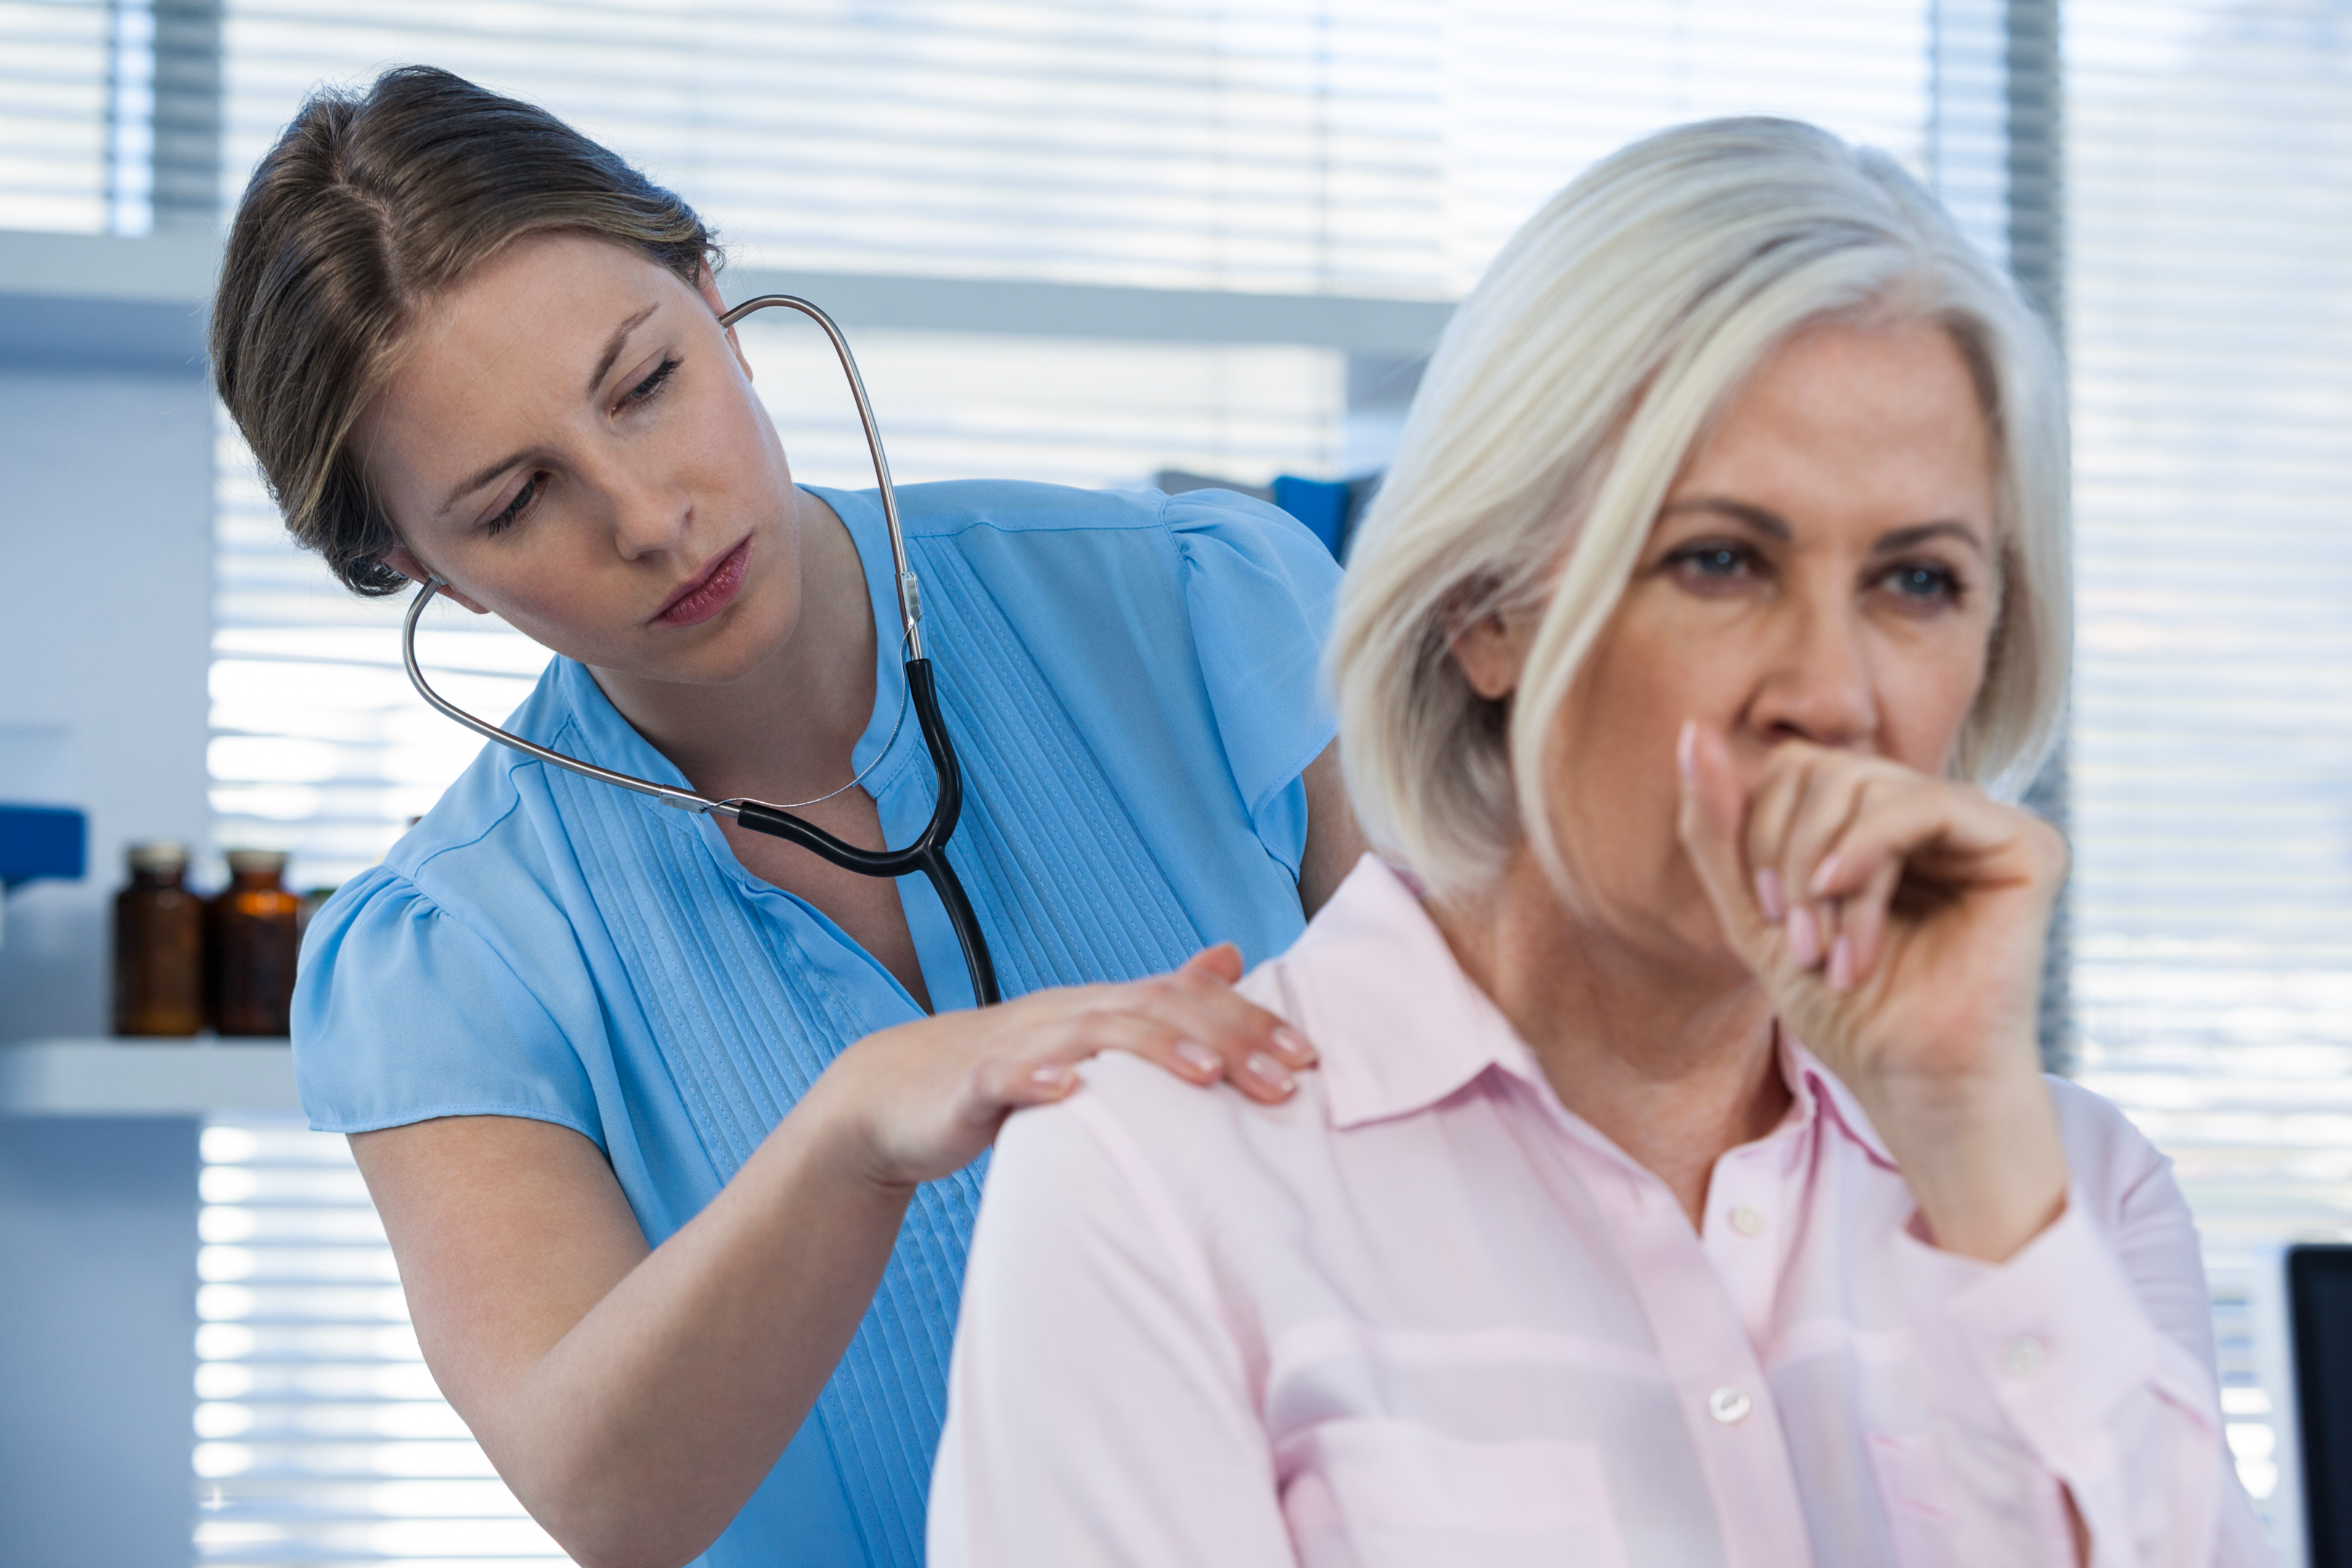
115 842 203 1037
213 850 301 1037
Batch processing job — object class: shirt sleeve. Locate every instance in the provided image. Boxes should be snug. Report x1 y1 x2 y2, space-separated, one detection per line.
1890 1159 2271 1566
292 865 602 1146
928 1076 1300 1568
1164 489 1343 878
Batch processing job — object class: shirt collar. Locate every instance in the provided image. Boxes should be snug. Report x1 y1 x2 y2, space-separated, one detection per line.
1783 1035 1900 1170
1280 855 1900 1175
1278 856 1557 1131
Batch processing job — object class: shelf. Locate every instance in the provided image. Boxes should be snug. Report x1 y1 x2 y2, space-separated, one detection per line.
0 1037 298 1116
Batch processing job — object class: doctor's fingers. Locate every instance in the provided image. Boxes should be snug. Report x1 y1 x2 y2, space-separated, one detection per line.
1127 963 1315 1070
979 1005 1301 1105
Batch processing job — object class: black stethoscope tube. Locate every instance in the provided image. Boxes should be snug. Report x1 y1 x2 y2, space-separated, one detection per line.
730 659 999 1006
399 293 1000 1008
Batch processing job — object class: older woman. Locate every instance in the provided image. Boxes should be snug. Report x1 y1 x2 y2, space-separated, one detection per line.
926 119 2269 1566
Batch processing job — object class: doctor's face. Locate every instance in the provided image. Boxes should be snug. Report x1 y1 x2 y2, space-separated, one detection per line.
1474 317 2004 965
356 231 806 685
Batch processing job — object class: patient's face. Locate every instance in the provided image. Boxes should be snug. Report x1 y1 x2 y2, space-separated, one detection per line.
1549 317 2001 963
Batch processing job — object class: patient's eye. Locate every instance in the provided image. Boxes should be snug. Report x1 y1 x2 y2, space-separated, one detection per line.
1665 542 1760 589
1878 560 1965 608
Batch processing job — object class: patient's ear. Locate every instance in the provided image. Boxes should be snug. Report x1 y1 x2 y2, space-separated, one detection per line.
1447 610 1527 700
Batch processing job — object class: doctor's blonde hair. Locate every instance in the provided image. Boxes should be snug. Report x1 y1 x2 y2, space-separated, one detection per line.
1331 118 2070 899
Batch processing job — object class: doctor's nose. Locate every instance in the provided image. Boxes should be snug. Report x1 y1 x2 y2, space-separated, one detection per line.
605 467 693 561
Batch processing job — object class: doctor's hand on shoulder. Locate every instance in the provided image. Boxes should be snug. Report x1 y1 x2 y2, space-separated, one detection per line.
801 943 1316 1193
1677 721 2072 1266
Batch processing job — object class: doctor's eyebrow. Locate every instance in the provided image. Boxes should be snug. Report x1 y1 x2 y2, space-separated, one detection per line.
437 450 533 519
432 301 668 520
587 303 661 398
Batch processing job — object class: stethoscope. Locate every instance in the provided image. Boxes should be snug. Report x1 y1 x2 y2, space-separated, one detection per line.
401 294 1002 1008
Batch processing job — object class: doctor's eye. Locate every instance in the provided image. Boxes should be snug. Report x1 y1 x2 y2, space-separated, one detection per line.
618 356 681 409
484 474 541 536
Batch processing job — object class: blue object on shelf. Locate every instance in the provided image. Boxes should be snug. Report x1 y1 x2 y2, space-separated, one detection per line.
0 804 87 889
1273 475 1352 560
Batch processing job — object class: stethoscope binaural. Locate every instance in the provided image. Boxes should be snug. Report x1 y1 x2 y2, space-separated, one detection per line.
401 294 1002 1007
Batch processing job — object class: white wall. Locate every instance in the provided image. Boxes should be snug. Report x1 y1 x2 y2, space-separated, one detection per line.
0 365 214 1040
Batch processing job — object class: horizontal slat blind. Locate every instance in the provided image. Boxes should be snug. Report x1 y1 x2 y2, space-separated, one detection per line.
1442 0 1940 290
0 0 151 233
2063 0 2352 1522
194 1117 569 1566
220 0 1451 297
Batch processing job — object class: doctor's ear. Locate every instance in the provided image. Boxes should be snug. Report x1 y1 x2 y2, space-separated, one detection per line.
693 262 754 382
383 545 490 616
1445 603 1530 701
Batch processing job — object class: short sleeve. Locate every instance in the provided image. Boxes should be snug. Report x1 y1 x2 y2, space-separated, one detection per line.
1167 489 1343 874
292 865 602 1146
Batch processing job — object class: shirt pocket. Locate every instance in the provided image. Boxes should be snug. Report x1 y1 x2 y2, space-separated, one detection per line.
1276 1417 1628 1568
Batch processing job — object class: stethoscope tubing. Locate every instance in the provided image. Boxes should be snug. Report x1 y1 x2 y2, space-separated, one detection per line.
398 293 1001 1007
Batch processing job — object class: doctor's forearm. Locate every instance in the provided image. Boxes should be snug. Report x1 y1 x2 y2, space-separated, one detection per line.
531 1108 912 1564
357 1103 912 1568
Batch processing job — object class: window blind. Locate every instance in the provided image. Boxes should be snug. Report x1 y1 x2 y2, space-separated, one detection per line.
2062 0 2352 1523
0 0 152 232
194 1117 570 1566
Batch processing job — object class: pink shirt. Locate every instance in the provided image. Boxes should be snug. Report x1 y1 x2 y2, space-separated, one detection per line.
930 857 2271 1567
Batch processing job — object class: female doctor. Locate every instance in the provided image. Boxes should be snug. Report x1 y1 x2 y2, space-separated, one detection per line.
211 66 1363 1568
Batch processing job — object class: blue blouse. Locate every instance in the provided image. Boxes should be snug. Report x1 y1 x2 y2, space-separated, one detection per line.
293 480 1339 1568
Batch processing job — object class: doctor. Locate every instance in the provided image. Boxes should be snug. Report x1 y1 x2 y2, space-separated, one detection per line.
211 65 1362 1568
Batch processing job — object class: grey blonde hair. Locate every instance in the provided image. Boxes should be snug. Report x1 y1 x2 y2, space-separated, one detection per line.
1331 117 2070 899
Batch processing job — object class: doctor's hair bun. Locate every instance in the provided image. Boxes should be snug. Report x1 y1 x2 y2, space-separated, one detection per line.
209 64 719 596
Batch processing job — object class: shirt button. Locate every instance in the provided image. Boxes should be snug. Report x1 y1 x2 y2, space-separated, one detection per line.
1730 1205 1766 1237
2004 1336 2048 1379
1708 1385 1752 1425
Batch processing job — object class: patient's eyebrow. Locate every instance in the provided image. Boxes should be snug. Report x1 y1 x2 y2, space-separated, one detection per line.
1661 500 1988 558
1874 520 1986 555
1659 497 1792 540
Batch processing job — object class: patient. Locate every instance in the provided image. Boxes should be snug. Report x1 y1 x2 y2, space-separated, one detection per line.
928 118 2269 1567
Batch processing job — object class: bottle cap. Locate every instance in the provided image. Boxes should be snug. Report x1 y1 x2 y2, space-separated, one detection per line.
226 849 290 877
126 841 189 873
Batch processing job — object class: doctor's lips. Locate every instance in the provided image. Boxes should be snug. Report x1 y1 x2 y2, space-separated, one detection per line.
650 537 751 628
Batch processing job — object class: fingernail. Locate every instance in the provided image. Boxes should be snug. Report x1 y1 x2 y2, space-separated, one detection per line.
1030 1062 1074 1091
1677 719 1698 780
1787 905 1821 968
1174 1040 1222 1079
1244 1052 1295 1095
1753 868 1785 922
1827 934 1854 992
1271 1026 1318 1066
1809 854 1842 898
